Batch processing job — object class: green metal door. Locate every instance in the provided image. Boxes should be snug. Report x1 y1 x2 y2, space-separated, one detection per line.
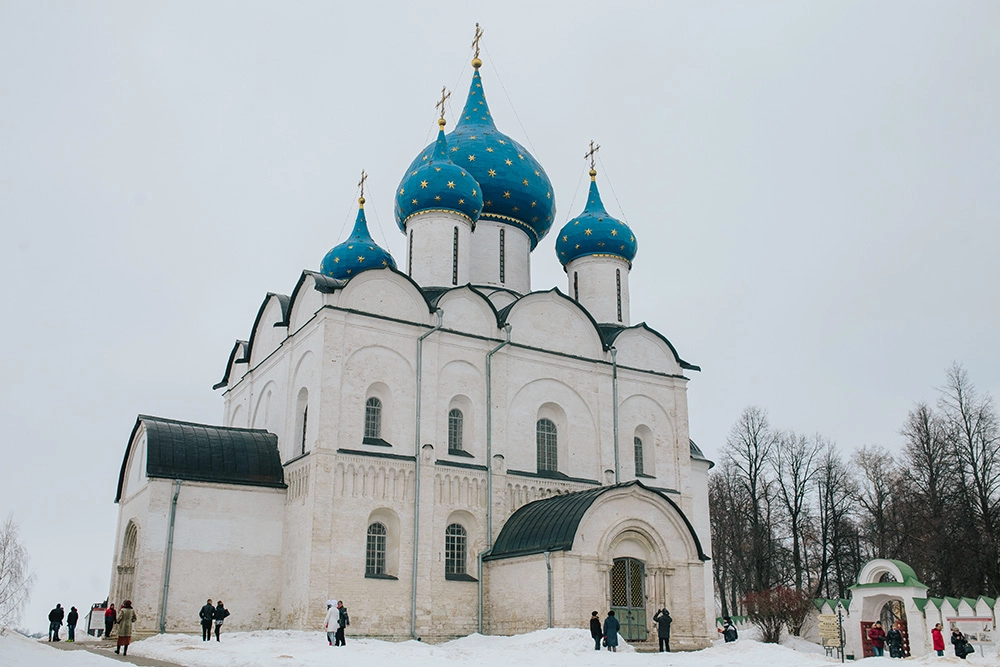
610 557 648 641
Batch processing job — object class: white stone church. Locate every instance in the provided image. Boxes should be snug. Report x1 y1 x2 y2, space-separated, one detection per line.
109 42 715 648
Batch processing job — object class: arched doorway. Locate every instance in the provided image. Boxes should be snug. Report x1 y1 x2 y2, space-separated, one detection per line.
610 557 648 641
115 521 138 604
860 598 909 658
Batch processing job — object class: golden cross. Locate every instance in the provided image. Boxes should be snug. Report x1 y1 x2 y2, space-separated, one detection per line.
471 23 484 60
436 87 451 120
358 169 368 200
584 140 601 170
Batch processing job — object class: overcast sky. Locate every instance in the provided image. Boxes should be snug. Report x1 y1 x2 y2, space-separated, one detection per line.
1 1 998 632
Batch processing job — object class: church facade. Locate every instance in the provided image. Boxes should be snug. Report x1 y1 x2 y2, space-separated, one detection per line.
110 41 715 647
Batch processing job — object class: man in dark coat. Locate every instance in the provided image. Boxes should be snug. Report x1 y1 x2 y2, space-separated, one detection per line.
719 616 738 642
48 604 64 641
335 601 349 646
199 599 215 641
653 608 672 652
602 610 621 652
66 606 79 642
589 611 602 651
886 622 904 658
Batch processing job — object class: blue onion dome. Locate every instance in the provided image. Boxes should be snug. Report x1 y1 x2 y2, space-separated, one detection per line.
556 169 637 268
394 118 483 230
321 197 397 279
398 60 556 248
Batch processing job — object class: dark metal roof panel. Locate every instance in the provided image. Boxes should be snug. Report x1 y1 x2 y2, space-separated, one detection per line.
116 415 285 501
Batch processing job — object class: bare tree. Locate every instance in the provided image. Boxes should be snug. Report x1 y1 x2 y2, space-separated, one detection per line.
852 445 899 559
771 431 822 591
0 513 35 627
725 406 780 592
814 442 859 599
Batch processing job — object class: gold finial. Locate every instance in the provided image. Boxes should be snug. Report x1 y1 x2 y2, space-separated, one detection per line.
584 140 601 180
471 23 484 68
436 86 451 125
358 169 368 207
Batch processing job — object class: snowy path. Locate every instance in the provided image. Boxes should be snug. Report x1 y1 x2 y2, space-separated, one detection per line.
3 627 999 667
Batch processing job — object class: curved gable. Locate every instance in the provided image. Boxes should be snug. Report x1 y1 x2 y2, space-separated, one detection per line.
485 480 708 562
435 287 500 338
247 293 290 368
503 289 604 357
286 271 336 333
605 323 699 375
339 267 431 324
213 339 249 390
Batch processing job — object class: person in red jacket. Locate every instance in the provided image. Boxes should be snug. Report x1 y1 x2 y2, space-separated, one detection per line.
868 621 887 657
931 623 945 656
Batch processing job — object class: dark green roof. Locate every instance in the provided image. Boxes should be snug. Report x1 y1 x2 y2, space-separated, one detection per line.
116 415 285 501
484 480 708 562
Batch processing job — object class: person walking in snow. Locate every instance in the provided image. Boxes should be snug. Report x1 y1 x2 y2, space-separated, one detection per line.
931 623 945 656
48 604 64 641
324 600 339 646
589 611 602 651
718 616 738 643
66 606 79 642
653 608 672 652
886 621 904 658
213 600 230 641
868 621 886 657
104 603 116 639
334 600 350 646
199 598 215 641
115 600 136 656
602 610 621 652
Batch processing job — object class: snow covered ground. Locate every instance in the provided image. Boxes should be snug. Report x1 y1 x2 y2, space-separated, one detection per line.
2 627 999 667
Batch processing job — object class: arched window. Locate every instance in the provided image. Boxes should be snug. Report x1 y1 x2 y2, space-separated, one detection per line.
116 521 138 604
536 418 558 473
366 522 387 576
364 397 382 439
634 436 644 476
448 409 464 454
445 523 467 576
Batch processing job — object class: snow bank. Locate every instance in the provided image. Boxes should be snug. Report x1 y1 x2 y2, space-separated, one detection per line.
0 629 119 666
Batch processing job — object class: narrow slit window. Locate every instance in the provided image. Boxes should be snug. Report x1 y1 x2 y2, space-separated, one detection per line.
452 226 459 285
616 269 622 322
573 272 579 301
408 231 414 275
499 228 506 283
300 406 308 456
634 436 644 476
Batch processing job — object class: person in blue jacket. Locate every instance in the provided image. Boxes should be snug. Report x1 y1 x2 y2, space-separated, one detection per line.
603 610 621 652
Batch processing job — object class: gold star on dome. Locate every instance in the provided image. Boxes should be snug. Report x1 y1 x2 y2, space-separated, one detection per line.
522 179 529 186
422 155 428 161
610 229 618 236
447 181 456 188
535 170 540 177
562 235 568 242
476 83 481 88
498 139 506 145
630 236 634 242
399 188 405 195
470 135 477 140
512 206 519 212
472 189 477 196
435 167 442 172
347 245 354 249
411 198 418 205
451 146 459 152
619 245 625 251
412 170 418 175
382 260 388 266
560 251 565 256
420 180 429 188
488 169 496 177
598 242 605 247
532 216 538 222
485 200 492 206
465 116 470 120
575 244 580 249
573 220 579 225
547 192 551 199
357 255 365 262
461 172 466 177
470 90 477 96
503 191 511 198
333 257 340 263
468 155 476 161
584 229 593 235
518 154 524 160
486 147 494 152
434 195 441 201
346 269 352 274
531 201 537 207
458 198 465 204
505 159 513 166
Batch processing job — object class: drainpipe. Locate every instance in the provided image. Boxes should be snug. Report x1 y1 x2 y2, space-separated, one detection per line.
411 308 444 640
159 479 182 634
545 551 553 628
478 323 511 634
611 347 620 484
